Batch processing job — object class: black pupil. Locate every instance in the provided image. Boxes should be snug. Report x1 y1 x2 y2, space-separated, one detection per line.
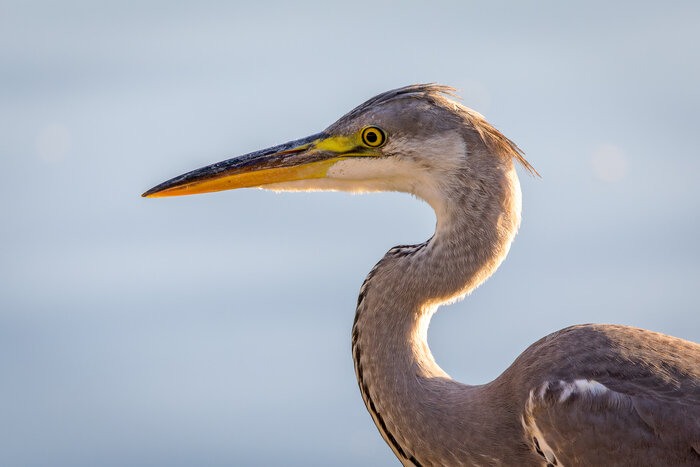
366 131 378 143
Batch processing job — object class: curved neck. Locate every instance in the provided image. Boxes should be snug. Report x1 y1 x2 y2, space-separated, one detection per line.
351 168 521 465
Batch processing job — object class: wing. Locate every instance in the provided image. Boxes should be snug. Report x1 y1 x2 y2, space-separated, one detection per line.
509 325 700 466
522 378 700 466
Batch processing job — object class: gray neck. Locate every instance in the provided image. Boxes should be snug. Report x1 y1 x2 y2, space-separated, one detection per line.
351 167 521 466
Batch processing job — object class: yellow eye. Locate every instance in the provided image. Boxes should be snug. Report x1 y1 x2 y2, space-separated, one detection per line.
361 126 386 148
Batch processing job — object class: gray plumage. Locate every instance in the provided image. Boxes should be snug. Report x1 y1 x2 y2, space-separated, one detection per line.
144 84 700 466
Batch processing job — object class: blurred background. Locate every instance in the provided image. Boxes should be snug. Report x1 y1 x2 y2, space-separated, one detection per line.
1 1 698 465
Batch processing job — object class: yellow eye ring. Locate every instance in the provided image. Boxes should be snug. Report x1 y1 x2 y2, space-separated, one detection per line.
361 126 386 148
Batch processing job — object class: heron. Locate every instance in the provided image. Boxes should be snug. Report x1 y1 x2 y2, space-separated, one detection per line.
143 84 700 466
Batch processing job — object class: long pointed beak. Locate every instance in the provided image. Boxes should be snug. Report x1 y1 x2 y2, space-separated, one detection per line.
142 132 361 198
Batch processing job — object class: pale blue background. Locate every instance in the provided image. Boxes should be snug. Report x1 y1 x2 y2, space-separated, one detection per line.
1 1 699 466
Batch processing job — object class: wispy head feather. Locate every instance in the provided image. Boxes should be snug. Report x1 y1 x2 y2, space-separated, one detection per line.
339 84 539 177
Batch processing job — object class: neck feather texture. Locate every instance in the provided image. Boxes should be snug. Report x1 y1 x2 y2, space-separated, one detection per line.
351 165 522 466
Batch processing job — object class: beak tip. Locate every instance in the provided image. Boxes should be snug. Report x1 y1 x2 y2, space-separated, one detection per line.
141 187 161 198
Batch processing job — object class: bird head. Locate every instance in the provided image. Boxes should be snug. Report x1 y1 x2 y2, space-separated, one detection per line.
142 84 536 209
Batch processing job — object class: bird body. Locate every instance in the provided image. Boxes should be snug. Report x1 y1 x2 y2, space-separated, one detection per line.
144 85 700 466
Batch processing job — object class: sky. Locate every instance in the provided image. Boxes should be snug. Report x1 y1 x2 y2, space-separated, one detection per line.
1 1 699 466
